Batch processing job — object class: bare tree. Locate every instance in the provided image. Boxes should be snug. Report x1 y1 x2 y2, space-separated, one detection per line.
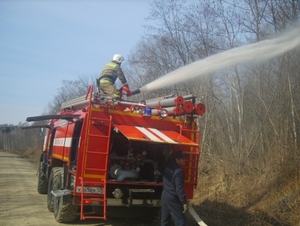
47 75 96 114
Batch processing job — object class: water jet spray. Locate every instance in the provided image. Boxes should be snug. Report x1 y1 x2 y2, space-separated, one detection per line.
131 26 300 95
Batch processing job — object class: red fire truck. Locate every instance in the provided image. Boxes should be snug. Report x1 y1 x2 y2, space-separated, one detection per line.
25 85 205 223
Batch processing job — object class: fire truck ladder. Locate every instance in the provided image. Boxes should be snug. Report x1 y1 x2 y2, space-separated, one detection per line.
181 126 200 186
79 115 112 220
79 88 112 220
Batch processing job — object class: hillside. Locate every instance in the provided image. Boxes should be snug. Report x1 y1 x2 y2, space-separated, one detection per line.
192 157 300 226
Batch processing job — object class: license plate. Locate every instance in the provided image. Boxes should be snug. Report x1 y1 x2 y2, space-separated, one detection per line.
76 186 104 194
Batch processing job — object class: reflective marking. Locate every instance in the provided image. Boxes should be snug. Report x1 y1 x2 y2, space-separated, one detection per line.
53 138 72 147
65 138 72 147
135 127 161 142
149 128 177 144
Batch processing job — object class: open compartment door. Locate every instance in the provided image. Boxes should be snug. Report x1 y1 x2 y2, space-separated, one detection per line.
114 125 198 147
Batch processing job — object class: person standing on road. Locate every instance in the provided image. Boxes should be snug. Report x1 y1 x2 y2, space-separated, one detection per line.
161 150 188 226
98 54 129 99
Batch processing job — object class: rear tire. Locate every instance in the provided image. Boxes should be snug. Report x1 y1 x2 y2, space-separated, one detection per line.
37 161 48 194
53 168 78 222
47 167 61 212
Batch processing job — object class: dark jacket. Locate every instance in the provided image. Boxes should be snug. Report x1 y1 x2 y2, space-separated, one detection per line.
162 162 187 204
100 60 127 85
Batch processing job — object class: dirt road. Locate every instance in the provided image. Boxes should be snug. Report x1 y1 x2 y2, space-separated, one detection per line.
0 151 199 226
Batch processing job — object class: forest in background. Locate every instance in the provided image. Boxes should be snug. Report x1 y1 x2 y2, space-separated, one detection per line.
1 0 299 225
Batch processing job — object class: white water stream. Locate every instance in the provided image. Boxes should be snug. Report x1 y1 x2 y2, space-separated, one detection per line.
139 26 300 92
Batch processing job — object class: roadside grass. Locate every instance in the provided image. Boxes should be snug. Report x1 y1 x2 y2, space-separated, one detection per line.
192 155 300 226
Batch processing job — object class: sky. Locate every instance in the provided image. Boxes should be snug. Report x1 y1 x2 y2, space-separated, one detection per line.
0 0 152 125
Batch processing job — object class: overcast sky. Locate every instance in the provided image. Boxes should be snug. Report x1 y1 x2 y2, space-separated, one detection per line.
0 0 152 125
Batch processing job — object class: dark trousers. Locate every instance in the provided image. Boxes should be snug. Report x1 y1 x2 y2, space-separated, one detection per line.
161 190 186 226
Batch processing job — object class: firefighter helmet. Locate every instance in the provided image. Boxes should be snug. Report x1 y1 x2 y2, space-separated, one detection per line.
112 54 124 64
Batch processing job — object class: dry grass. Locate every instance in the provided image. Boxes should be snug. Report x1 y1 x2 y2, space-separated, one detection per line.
192 154 300 226
8 148 41 167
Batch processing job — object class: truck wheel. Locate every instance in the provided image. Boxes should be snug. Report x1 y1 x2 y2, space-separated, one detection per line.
47 167 61 212
37 161 48 194
53 168 78 222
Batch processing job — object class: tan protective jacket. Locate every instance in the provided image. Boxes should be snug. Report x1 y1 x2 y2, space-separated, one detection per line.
99 60 127 85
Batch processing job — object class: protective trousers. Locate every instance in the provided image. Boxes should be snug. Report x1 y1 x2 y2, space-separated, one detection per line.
161 190 186 226
99 80 120 99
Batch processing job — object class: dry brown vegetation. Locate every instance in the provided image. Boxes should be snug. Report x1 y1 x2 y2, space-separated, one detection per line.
191 155 300 226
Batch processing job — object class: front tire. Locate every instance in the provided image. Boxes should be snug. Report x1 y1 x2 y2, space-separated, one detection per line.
37 161 48 194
